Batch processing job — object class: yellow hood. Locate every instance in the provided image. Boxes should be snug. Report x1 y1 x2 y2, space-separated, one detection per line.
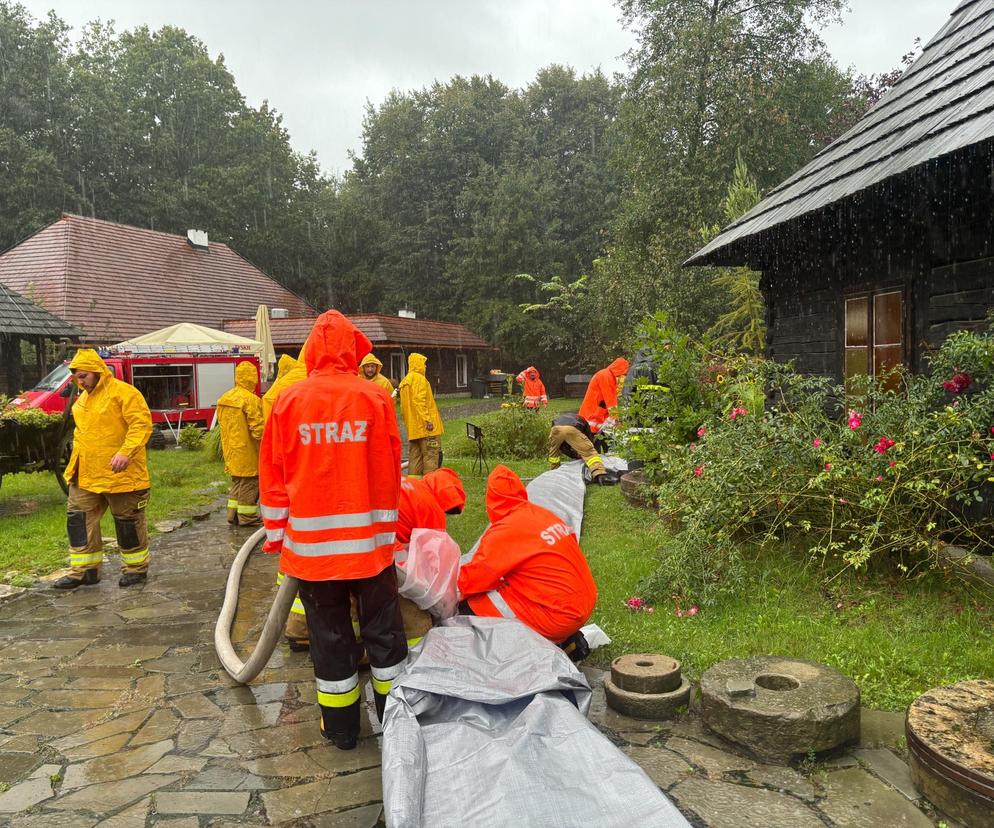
68 349 112 390
235 361 257 391
274 354 297 380
359 353 384 374
408 353 427 375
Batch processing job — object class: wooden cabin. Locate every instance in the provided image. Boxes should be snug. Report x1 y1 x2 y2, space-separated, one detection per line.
688 0 994 384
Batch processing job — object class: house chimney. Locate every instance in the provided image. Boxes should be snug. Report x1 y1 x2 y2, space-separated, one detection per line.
398 308 416 319
271 308 289 319
187 229 209 251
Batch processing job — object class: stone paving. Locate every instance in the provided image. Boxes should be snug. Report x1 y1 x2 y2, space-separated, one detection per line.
0 505 952 826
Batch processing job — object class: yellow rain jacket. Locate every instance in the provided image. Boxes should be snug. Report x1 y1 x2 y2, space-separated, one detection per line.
63 349 152 493
216 361 264 477
399 353 443 440
359 352 395 396
263 353 307 423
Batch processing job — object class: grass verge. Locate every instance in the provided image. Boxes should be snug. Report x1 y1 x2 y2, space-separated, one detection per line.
0 449 228 576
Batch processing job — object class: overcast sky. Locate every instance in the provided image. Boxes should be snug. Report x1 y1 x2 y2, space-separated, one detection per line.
17 0 953 176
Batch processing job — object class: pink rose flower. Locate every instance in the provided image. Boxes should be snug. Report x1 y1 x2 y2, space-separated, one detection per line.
824 462 832 471
697 426 707 438
812 438 822 448
694 466 704 478
848 410 862 430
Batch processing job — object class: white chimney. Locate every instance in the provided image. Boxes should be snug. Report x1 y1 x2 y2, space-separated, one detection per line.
270 308 289 319
398 308 416 319
187 229 209 250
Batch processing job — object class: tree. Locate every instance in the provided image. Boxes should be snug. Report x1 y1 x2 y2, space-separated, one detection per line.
591 0 857 345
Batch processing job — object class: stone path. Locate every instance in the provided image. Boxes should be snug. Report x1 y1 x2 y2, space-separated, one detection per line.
0 507 949 826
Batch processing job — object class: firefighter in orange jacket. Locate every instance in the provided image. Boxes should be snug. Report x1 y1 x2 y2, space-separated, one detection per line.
579 357 629 434
392 468 466 647
515 366 548 409
260 310 407 751
457 465 597 644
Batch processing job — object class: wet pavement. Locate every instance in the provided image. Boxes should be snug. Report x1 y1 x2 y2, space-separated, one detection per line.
0 505 947 826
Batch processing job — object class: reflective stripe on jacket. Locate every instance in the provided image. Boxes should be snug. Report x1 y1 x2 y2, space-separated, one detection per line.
260 310 402 581
217 361 264 477
398 353 443 440
64 349 152 493
579 358 629 433
457 465 597 642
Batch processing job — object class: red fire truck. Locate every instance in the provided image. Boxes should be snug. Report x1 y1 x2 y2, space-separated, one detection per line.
9 346 261 442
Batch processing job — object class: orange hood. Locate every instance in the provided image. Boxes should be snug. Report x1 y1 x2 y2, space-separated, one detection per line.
608 357 630 377
485 464 528 523
423 468 466 514
304 310 371 375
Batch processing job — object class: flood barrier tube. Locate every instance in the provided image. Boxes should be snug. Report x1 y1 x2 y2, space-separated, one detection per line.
213 526 299 684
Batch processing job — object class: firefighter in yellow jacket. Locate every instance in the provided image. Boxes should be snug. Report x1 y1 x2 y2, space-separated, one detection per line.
55 349 153 589
263 348 311 648
398 353 443 476
217 361 264 526
359 352 395 396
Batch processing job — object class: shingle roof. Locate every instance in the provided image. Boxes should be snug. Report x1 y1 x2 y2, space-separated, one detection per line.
688 0 994 266
223 314 496 350
0 214 317 342
0 281 79 338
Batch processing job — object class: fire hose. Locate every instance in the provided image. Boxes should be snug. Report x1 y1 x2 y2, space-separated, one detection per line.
213 527 298 684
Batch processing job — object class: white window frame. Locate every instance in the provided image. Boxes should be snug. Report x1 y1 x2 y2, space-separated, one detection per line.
390 352 405 382
455 354 468 388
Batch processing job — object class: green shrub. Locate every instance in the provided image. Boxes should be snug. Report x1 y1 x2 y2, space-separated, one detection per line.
632 325 994 606
449 403 550 460
204 427 223 462
178 425 206 452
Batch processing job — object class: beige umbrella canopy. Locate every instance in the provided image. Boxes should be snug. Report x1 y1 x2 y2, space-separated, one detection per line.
115 322 260 351
255 305 277 382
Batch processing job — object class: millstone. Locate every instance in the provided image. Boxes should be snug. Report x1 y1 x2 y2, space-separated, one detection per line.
906 679 994 828
604 675 691 720
619 470 652 509
611 654 682 694
699 656 860 763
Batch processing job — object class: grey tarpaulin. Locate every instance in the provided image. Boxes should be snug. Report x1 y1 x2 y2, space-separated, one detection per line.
460 456 628 564
381 616 689 828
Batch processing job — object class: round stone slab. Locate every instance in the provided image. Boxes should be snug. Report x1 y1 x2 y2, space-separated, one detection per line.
611 654 682 694
907 679 994 828
620 470 652 509
700 656 860 762
604 676 691 720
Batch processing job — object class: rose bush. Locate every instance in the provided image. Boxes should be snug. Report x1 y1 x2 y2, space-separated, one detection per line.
626 323 994 606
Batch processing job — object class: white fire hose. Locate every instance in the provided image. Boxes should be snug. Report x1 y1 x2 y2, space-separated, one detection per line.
214 462 409 684
213 527 299 684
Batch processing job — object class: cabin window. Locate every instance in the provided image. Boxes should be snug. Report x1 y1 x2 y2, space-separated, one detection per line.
845 290 903 391
390 352 405 382
455 354 468 388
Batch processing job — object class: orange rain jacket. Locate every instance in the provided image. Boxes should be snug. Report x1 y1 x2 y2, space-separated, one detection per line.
259 310 403 581
579 357 630 433
457 465 597 642
515 366 548 409
395 468 468 547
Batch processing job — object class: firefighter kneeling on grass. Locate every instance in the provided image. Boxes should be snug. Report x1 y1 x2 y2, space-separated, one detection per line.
548 411 621 486
55 349 153 590
260 310 407 750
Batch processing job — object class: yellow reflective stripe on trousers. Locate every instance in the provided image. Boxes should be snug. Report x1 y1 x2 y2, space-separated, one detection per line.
316 674 360 708
237 504 259 514
227 499 238 508
291 597 306 615
407 636 423 648
371 677 393 694
120 549 149 565
70 552 103 566
584 455 603 468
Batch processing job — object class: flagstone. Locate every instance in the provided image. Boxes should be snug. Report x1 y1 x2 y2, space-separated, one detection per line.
259 768 381 824
219 701 282 735
39 690 122 709
144 755 208 774
0 752 39 785
129 708 178 746
58 732 132 762
51 708 152 751
73 645 168 667
91 797 150 827
154 791 250 815
171 692 224 719
9 708 108 737
244 752 328 779
47 774 178 812
0 776 54 813
62 739 173 789
176 719 220 753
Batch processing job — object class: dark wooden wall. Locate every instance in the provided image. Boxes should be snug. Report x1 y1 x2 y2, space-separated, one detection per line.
756 141 994 381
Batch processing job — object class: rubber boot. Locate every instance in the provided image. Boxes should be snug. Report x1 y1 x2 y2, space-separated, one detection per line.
319 702 359 751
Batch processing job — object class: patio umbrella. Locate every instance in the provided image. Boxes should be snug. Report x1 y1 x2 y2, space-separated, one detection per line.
255 305 277 382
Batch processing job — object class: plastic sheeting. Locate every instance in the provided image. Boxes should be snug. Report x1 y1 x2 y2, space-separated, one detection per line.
396 528 461 620
382 616 689 828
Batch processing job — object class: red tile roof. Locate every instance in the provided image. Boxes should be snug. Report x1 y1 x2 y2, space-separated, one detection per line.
0 214 317 343
224 314 495 350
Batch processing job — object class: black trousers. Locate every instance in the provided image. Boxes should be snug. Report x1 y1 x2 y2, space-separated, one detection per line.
297 565 408 737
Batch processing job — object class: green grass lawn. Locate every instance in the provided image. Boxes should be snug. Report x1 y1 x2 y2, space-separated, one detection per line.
0 449 228 577
440 403 993 711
